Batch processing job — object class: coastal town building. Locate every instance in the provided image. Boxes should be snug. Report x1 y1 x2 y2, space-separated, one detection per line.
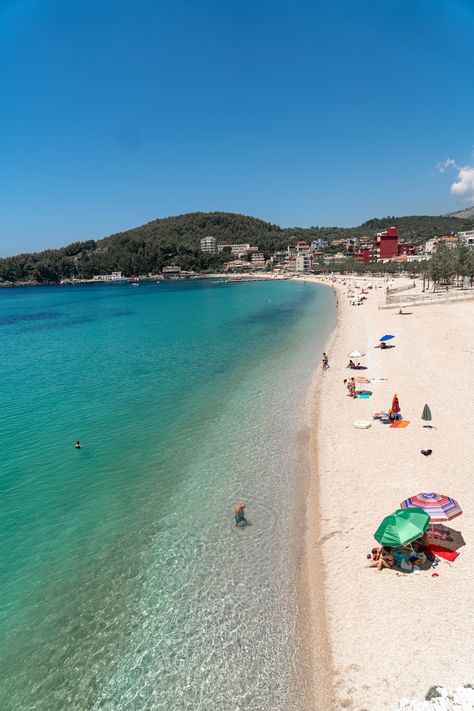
295 254 312 272
423 238 438 255
162 266 182 279
217 243 256 256
250 252 265 267
92 271 127 282
225 259 253 272
458 229 474 246
356 227 416 263
295 241 311 254
200 236 218 253
324 252 347 263
311 238 329 250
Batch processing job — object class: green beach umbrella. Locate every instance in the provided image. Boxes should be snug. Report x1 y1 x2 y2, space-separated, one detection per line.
374 508 430 547
421 403 432 422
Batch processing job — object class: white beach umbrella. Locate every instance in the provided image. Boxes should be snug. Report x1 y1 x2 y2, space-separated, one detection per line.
348 350 365 358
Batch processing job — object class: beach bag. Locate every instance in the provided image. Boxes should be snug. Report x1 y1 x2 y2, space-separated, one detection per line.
400 558 413 572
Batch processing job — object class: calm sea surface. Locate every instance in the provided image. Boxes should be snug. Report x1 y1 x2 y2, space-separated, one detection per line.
0 279 335 711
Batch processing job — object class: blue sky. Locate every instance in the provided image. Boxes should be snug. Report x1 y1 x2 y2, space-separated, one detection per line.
1 0 474 255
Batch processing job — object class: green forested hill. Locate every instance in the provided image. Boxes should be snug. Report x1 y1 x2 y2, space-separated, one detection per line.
1 211 473 283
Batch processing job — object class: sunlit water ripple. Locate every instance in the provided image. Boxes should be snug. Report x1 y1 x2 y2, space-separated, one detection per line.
0 280 336 711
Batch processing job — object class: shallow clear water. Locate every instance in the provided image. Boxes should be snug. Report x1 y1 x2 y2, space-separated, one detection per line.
0 279 335 711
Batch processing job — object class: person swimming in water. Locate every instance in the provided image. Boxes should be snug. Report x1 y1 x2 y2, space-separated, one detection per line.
234 503 247 526
75 441 82 449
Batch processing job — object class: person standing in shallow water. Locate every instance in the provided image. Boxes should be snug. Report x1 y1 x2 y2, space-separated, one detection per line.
234 503 247 526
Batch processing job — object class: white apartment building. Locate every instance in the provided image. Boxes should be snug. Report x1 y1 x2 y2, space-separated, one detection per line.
295 254 312 272
423 238 437 254
200 236 218 253
251 252 265 267
92 271 126 282
217 243 253 255
458 230 474 246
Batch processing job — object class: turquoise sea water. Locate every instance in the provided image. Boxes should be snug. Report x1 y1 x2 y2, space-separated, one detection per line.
0 279 335 711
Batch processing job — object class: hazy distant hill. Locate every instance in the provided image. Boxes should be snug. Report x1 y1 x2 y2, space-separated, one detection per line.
447 206 474 219
1 211 474 283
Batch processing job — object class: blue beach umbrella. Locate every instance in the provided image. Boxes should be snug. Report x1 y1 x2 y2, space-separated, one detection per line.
380 334 395 342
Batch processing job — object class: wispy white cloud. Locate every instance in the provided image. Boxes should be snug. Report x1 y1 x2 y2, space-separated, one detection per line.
450 165 474 203
436 158 458 173
437 157 474 203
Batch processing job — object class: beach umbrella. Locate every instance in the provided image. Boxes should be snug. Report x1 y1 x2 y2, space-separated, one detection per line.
374 508 430 547
392 393 400 413
380 334 395 342
348 350 365 358
421 403 432 422
400 492 462 523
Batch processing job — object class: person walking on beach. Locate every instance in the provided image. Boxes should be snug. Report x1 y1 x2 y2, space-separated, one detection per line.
349 378 356 399
322 352 329 371
234 503 247 526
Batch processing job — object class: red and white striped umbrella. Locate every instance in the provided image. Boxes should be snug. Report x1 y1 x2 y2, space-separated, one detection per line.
400 492 462 523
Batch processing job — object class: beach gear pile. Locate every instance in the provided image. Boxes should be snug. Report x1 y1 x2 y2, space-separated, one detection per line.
370 492 463 574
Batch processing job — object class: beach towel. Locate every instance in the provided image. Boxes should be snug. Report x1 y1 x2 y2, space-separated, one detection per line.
425 544 459 562
358 393 372 399
389 420 410 428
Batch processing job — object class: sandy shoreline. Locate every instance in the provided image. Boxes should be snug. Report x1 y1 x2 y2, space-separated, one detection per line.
299 275 474 710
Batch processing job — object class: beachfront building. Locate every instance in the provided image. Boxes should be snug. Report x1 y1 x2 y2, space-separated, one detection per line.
225 259 253 272
250 252 265 268
200 236 218 253
458 229 474 246
162 266 182 279
92 271 127 282
295 254 312 272
356 227 416 263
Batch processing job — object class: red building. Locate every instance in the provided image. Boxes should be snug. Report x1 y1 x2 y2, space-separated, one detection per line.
376 227 399 260
398 242 417 257
356 227 416 263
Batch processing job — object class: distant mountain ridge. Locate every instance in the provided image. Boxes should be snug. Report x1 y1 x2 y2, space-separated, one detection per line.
447 206 474 219
1 210 474 283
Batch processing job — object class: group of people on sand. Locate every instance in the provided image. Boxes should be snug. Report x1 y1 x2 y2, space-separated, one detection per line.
368 535 431 573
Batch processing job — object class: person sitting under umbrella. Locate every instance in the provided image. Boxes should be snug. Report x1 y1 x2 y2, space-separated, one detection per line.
368 546 395 571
